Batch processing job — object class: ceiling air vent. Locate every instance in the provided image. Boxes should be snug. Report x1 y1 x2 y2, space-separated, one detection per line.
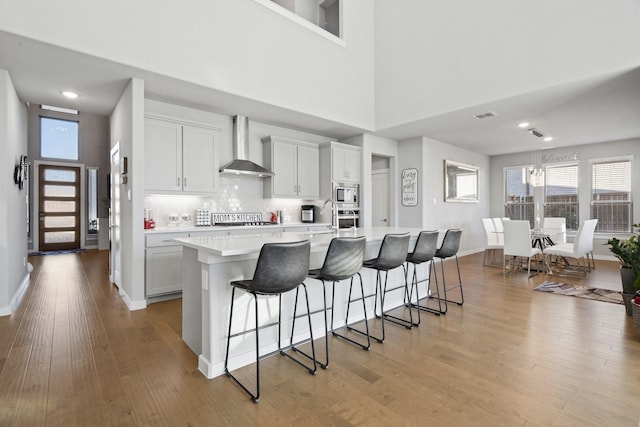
527 128 544 138
473 111 497 120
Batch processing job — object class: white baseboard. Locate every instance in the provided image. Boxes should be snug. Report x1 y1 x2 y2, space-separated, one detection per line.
0 272 30 316
119 288 147 311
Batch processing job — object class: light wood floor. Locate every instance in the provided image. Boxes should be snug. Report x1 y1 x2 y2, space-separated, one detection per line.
1 250 639 426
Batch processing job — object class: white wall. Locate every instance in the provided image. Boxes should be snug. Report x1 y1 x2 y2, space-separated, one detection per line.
490 137 640 258
374 0 640 130
398 137 490 255
0 0 376 130
110 78 146 309
0 69 29 315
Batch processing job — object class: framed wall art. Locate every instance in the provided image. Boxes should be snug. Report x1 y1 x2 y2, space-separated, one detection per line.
444 160 478 203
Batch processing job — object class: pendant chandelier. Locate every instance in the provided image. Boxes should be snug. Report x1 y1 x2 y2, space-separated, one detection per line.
530 148 545 187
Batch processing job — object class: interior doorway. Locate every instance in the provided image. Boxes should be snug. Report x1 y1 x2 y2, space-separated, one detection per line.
110 144 122 288
37 164 82 251
371 155 390 227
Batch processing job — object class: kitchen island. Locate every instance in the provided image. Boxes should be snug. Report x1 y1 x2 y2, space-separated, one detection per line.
173 227 429 379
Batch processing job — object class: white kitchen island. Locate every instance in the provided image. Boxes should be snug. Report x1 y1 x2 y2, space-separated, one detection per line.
173 226 428 379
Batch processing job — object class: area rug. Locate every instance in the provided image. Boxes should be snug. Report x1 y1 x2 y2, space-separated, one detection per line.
30 248 87 256
534 280 623 305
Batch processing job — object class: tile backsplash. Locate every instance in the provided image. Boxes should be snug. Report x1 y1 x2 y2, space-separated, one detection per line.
144 175 324 227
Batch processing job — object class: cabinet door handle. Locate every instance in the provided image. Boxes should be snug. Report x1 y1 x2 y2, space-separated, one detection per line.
177 177 181 187
184 177 187 187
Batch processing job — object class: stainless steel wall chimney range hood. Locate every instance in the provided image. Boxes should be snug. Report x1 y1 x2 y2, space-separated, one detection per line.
219 115 274 177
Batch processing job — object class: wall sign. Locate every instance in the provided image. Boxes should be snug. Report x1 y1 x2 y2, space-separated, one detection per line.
402 168 418 207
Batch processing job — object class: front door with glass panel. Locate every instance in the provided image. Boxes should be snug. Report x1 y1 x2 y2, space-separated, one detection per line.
39 165 81 251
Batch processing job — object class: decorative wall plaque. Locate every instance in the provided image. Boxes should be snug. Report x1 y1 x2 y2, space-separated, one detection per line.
402 168 418 207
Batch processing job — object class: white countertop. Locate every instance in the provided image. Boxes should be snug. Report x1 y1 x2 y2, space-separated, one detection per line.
144 222 331 234
173 226 426 257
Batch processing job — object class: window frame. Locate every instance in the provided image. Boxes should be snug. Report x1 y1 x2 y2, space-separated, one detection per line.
503 165 535 226
589 156 633 234
543 162 579 231
40 116 80 161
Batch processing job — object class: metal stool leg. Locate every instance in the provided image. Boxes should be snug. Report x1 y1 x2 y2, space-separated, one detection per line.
409 260 442 316
379 264 416 328
289 280 328 369
224 288 261 403
332 273 372 350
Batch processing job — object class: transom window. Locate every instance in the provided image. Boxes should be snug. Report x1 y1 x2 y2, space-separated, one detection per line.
591 159 632 233
40 117 79 161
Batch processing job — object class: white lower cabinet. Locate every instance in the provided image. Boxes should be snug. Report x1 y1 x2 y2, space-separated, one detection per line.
145 246 184 296
145 232 189 297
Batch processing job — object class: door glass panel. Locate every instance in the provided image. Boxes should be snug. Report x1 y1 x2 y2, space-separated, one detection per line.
44 200 76 212
44 185 76 197
44 169 76 182
44 216 75 228
44 231 75 243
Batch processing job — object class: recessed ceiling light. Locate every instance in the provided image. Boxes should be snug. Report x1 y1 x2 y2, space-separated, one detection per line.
543 136 554 142
518 122 530 128
61 91 79 99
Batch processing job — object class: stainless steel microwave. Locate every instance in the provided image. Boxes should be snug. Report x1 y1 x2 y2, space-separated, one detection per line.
335 183 358 205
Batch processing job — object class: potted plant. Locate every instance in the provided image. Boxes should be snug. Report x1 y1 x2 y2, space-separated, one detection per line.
632 291 640 334
607 223 640 315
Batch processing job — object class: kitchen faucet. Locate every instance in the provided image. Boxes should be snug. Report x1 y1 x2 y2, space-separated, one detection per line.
321 198 339 230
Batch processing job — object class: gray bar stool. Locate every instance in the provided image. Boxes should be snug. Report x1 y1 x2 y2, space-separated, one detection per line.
296 236 367 369
433 228 464 312
224 240 314 403
406 230 442 321
355 233 411 343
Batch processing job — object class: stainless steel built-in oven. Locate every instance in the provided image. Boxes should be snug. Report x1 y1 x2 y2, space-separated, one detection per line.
337 208 359 228
334 183 360 228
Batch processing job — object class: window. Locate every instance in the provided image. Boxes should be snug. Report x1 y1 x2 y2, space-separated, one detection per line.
591 159 632 233
504 166 534 225
544 164 579 230
258 0 342 40
40 117 79 160
87 168 98 235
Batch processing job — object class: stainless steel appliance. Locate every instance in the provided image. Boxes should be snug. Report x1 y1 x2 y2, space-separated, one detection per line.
335 182 358 205
333 183 360 228
301 205 316 223
337 207 359 228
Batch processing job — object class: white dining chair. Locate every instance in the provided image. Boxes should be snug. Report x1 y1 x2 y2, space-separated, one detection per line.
542 217 567 244
543 219 598 275
481 218 503 266
503 220 542 277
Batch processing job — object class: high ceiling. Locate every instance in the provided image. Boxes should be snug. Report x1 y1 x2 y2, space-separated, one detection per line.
2 30 639 156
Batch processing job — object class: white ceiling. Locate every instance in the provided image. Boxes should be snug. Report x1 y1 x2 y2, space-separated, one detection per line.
2 30 639 156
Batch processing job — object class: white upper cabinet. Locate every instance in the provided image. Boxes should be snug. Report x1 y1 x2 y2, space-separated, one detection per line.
331 144 360 182
262 136 319 199
319 141 362 198
145 118 182 192
181 125 217 193
145 117 218 194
